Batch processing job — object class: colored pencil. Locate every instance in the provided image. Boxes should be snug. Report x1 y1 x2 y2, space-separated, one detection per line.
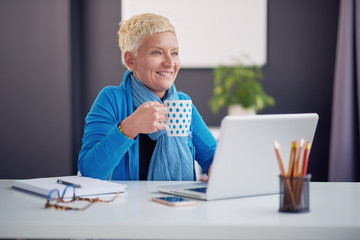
290 141 299 177
274 141 287 177
295 141 311 205
301 142 311 176
295 138 305 177
287 141 296 177
274 141 296 207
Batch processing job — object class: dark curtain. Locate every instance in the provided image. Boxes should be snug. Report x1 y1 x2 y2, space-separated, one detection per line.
329 0 360 181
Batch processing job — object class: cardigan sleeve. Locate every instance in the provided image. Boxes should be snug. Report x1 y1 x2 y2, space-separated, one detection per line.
191 104 217 174
78 86 135 180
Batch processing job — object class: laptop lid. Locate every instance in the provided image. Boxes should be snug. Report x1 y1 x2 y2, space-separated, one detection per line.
158 113 319 201
205 113 319 200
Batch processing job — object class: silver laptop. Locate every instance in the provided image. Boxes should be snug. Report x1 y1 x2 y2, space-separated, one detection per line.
157 113 319 200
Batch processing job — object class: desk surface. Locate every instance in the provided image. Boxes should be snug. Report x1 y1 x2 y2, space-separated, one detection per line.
1 180 360 239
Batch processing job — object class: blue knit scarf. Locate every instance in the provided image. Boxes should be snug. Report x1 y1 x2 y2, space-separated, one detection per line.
129 71 194 181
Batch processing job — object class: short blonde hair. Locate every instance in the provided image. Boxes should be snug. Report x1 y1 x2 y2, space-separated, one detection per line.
118 13 176 56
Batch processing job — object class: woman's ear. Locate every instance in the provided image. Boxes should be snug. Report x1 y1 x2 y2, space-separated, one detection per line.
124 51 134 70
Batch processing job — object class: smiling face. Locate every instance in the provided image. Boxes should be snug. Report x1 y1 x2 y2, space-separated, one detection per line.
125 32 181 99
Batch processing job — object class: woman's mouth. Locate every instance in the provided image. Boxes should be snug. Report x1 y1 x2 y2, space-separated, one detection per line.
157 71 172 77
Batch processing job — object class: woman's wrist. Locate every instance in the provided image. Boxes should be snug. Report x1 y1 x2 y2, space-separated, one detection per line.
119 120 137 140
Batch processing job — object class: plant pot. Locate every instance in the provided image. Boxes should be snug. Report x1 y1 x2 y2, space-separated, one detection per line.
228 104 256 115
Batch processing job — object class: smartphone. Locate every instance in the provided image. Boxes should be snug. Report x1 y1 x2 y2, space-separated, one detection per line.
152 196 196 206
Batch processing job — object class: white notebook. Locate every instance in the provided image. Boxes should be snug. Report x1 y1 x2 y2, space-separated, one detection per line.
12 175 127 198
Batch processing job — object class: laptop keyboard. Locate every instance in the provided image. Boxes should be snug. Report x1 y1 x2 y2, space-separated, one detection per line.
186 187 207 193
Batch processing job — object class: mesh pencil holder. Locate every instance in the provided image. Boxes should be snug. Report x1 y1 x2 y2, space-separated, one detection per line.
279 174 311 213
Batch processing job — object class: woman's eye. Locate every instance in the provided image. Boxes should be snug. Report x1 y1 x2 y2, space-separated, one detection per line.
172 51 179 56
153 51 161 55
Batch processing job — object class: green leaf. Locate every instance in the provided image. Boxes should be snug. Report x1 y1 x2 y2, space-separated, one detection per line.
209 60 276 114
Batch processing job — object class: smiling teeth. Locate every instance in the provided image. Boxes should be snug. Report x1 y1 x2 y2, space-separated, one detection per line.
158 72 172 76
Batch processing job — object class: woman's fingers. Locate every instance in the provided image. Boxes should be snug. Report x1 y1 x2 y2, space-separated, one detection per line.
127 101 167 134
146 102 167 132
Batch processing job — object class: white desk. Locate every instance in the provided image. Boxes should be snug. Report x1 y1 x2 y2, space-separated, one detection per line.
1 180 360 239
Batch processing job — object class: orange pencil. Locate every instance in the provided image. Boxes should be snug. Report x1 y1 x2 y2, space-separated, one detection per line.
287 141 296 177
274 141 287 176
300 142 311 176
296 141 311 204
291 141 299 177
274 141 296 206
293 139 304 202
294 138 305 177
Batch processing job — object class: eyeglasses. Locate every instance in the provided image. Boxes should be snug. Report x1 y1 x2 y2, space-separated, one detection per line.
45 185 120 211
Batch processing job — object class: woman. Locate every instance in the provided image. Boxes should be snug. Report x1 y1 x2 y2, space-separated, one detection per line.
78 13 217 181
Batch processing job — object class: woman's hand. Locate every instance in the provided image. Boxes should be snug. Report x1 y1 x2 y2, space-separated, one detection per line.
202 164 213 182
119 101 167 139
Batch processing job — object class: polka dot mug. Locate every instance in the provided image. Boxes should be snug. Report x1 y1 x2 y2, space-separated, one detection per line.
163 100 192 137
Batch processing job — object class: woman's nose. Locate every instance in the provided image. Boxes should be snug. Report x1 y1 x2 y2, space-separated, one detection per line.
163 53 175 67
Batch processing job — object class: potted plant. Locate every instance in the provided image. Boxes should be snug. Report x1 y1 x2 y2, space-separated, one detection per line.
209 61 275 115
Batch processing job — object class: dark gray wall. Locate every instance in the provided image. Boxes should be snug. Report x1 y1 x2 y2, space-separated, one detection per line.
262 0 339 181
0 0 72 178
0 0 339 181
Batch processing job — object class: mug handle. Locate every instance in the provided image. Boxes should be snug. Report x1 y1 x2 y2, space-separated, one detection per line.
162 122 170 132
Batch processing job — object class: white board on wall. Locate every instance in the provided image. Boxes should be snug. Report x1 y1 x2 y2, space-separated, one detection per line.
121 0 267 68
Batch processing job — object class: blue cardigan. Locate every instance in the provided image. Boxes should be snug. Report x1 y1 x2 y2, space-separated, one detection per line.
78 72 217 180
